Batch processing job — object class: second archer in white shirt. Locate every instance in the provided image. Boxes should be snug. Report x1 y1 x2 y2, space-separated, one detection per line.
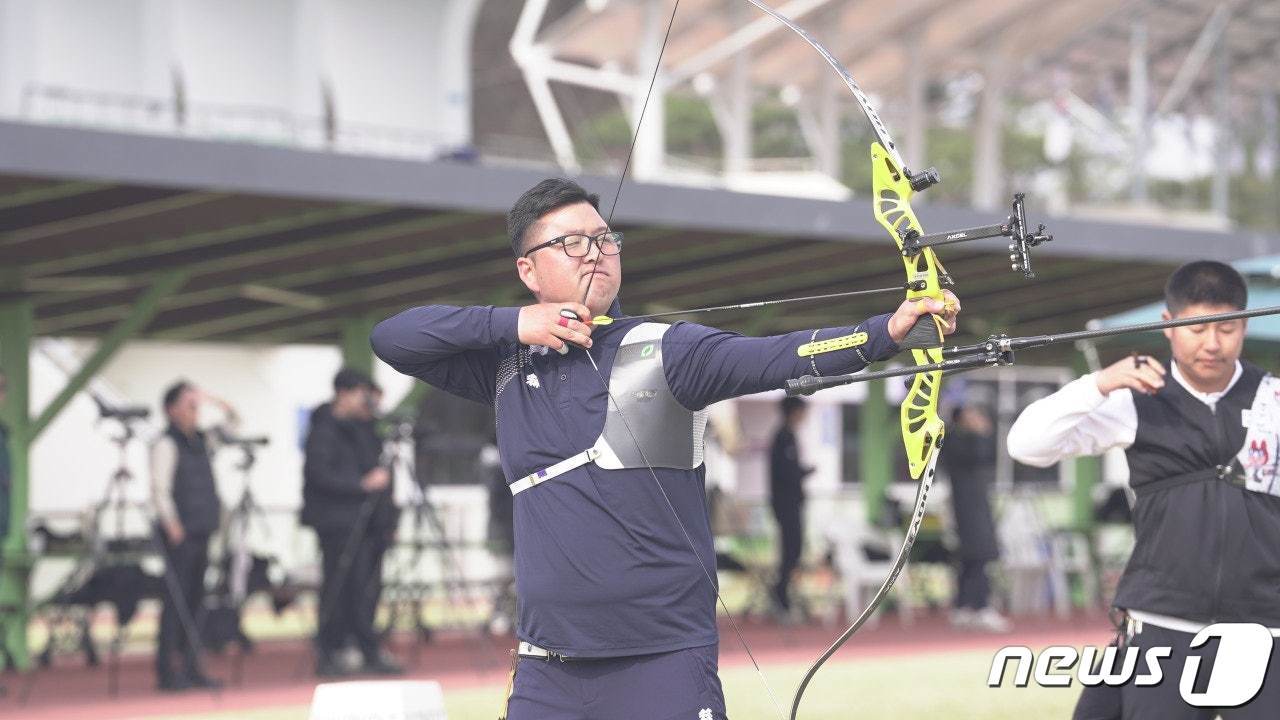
1007 260 1280 719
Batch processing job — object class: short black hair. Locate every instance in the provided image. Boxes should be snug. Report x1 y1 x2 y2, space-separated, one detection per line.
162 380 193 411
507 178 600 257
950 404 990 424
780 396 807 419
1164 261 1247 315
334 367 374 392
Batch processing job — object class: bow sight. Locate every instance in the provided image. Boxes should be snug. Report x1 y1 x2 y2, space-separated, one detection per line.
898 193 1053 280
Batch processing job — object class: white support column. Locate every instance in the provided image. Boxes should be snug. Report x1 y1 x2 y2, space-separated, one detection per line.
1262 89 1279 180
1129 14 1149 203
510 0 581 171
723 1 752 177
1212 38 1230 220
630 0 666 182
0 0 40 117
796 73 840 180
291 0 324 147
438 0 485 150
972 50 1008 211
1155 1 1234 116
904 42 927 175
815 63 839 179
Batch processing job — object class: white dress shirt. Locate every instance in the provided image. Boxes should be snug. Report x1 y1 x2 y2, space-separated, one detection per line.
1007 361 1243 467
1005 361 1270 635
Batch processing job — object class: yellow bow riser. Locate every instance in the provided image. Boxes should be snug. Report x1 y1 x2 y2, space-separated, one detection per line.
870 142 946 481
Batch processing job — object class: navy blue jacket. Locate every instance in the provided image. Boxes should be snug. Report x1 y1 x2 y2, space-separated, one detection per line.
371 300 899 657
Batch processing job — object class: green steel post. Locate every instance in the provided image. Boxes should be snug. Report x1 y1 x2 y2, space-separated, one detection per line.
0 299 33 669
861 379 892 524
340 315 378 377
1072 354 1100 531
30 271 188 440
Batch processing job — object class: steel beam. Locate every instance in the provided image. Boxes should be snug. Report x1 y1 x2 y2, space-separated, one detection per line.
0 181 109 210
24 204 381 278
0 192 226 249
861 379 892 523
0 298 32 669
30 271 187 439
35 212 478 334
340 315 378 377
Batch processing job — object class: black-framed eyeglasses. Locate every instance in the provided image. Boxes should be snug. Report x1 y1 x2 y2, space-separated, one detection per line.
523 231 624 259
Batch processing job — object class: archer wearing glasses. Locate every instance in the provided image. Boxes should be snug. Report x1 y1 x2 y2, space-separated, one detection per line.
522 231 623 259
372 178 961 720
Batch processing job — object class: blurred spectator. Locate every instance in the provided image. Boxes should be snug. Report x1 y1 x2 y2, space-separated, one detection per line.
941 405 1010 633
769 397 813 619
302 368 401 678
483 429 515 635
150 381 238 691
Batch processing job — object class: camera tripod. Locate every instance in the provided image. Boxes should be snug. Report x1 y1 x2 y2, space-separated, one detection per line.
207 437 274 684
34 410 150 685
35 403 215 697
379 416 499 668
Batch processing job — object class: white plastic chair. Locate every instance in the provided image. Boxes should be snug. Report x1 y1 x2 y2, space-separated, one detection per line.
824 513 914 627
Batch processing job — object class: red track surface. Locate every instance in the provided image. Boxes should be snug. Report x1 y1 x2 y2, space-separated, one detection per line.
1 612 1113 719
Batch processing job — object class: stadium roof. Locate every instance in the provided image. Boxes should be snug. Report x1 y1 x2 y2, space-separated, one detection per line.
542 0 1279 111
2 120 1277 350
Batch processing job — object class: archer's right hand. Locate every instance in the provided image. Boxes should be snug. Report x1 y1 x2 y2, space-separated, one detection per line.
361 467 391 492
1095 355 1166 395
164 518 185 545
517 302 595 352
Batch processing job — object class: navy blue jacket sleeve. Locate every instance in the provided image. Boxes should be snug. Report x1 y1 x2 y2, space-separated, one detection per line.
664 313 899 410
370 305 520 405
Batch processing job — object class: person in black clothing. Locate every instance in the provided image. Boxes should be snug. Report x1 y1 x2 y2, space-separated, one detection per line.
150 381 236 691
940 404 1009 633
769 397 813 618
302 368 402 677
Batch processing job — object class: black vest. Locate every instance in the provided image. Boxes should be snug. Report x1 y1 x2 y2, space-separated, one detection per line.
1117 361 1280 625
165 425 221 537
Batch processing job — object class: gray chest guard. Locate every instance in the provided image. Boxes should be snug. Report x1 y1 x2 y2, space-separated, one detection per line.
592 322 708 470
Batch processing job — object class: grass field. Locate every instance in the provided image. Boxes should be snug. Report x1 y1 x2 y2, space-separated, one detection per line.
142 649 1083 720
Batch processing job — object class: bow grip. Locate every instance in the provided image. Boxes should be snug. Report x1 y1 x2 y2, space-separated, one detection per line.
899 314 943 351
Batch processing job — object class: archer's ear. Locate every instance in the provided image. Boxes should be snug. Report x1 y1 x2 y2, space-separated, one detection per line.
515 257 540 296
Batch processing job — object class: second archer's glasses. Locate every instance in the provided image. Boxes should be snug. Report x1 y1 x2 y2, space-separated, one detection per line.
523 231 624 259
